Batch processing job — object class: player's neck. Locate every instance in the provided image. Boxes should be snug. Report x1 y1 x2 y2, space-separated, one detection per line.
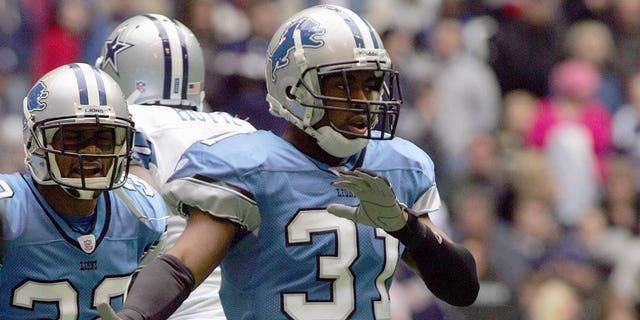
36 183 98 216
282 124 342 166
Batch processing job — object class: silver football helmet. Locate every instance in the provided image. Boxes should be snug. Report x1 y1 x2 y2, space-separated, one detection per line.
96 13 205 111
23 63 135 200
266 5 401 157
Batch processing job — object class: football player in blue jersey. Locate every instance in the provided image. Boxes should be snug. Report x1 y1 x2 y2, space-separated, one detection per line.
0 63 167 319
99 5 479 320
96 13 255 320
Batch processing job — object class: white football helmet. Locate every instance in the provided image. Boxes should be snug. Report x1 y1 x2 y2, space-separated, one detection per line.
266 5 401 157
23 63 135 200
96 13 205 111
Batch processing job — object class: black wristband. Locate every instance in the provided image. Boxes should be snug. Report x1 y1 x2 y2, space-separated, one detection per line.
389 210 479 306
121 254 195 320
388 210 430 246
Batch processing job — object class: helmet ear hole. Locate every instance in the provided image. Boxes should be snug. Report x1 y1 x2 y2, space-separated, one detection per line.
285 86 296 100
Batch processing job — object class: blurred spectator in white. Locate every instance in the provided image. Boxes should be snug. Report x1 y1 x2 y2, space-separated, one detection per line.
612 71 640 188
564 19 623 113
0 114 24 173
544 123 600 227
608 242 640 319
525 59 612 182
0 46 24 116
428 17 501 180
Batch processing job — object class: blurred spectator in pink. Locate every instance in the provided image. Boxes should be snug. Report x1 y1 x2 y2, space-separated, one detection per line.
525 58 612 181
30 0 92 81
563 19 624 113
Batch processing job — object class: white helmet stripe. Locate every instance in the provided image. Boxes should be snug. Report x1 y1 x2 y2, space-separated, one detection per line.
69 63 107 106
359 17 381 49
324 5 380 49
144 14 186 101
171 18 190 101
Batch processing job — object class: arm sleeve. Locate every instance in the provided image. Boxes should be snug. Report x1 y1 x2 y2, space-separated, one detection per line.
118 254 195 320
389 212 479 306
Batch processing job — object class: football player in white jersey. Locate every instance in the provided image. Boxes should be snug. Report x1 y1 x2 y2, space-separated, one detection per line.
0 63 167 319
98 6 479 320
96 13 255 320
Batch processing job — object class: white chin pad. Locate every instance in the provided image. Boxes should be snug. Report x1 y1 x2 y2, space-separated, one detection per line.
315 126 368 158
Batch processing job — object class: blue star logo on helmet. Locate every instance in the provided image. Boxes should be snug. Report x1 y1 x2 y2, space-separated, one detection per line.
269 17 324 82
100 30 134 75
27 81 49 112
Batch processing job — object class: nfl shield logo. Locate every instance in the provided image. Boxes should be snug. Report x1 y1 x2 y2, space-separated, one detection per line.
135 80 146 93
77 234 96 254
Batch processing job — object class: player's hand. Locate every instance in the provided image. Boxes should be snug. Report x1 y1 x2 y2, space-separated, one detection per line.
327 168 407 232
97 303 123 320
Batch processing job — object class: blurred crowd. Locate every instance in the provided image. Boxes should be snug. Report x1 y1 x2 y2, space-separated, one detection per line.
2 0 640 319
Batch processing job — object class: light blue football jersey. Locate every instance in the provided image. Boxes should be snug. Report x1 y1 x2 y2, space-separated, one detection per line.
0 172 167 320
163 130 439 320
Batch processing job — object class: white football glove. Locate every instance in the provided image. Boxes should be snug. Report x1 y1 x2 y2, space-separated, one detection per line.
97 303 123 320
327 168 408 232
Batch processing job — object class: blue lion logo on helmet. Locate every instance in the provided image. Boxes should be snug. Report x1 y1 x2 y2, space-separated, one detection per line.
27 81 49 112
269 17 325 82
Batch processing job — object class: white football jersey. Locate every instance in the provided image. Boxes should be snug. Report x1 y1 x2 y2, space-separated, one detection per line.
129 104 255 319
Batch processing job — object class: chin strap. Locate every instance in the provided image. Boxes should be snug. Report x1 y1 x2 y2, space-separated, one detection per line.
61 186 100 200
